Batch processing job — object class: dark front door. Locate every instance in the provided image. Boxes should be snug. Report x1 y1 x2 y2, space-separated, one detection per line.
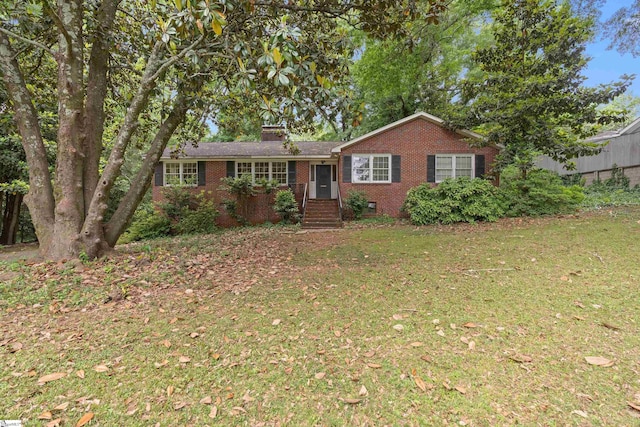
316 165 332 199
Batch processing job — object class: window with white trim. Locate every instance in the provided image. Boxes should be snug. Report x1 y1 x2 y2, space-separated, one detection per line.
435 154 473 182
235 161 288 184
352 154 391 183
164 162 198 186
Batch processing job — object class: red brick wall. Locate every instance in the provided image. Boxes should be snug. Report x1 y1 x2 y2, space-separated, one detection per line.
152 160 312 227
339 117 499 217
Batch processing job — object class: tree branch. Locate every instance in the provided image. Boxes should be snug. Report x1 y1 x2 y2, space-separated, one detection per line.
42 0 72 48
104 87 200 246
147 35 205 84
83 0 120 214
0 27 54 56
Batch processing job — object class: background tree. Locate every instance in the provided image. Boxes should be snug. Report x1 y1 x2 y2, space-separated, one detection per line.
604 0 640 57
452 0 633 176
0 53 57 245
347 0 497 138
0 0 442 260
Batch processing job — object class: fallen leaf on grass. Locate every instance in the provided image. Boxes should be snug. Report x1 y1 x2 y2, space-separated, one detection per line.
468 341 476 350
410 342 423 347
462 322 477 328
179 356 191 363
436 330 445 337
209 405 218 419
359 385 368 396
628 401 640 412
38 411 53 420
414 376 428 392
272 319 281 326
571 410 588 418
94 365 109 373
393 324 404 331
315 372 326 380
455 385 467 394
161 339 171 348
174 401 186 410
392 314 403 320
75 412 94 426
76 370 85 379
341 398 362 404
53 402 69 411
199 396 212 405
509 354 533 363
367 363 382 369
38 372 67 384
585 356 614 367
10 342 23 352
167 385 174 396
46 419 61 427
154 359 169 368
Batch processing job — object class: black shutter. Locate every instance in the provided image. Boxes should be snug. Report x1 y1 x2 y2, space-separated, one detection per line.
427 155 436 183
155 163 163 186
342 155 352 183
288 161 296 185
391 155 401 183
198 161 206 186
226 161 235 177
475 155 485 178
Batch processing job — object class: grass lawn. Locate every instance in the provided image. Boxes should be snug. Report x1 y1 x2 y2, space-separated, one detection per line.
1 208 639 426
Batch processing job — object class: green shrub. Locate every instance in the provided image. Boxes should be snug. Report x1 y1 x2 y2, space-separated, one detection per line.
344 190 369 220
498 167 584 217
404 177 503 225
604 164 630 189
160 186 196 221
175 193 219 234
123 209 171 242
273 189 300 224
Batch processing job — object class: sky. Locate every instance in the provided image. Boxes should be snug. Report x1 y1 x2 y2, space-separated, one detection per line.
583 1 640 97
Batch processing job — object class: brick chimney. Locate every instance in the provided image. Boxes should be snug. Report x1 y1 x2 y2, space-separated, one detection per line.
261 125 286 142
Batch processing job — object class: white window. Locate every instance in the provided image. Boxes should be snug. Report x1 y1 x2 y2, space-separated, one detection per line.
164 162 198 186
235 161 288 185
435 154 473 182
352 154 391 183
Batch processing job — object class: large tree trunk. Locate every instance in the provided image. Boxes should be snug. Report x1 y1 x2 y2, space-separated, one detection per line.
0 193 22 245
46 0 86 259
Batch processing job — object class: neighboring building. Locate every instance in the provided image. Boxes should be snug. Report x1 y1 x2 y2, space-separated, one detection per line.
537 117 640 186
153 112 500 227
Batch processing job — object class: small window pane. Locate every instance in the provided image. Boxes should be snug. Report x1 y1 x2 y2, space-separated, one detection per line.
165 163 181 186
237 162 252 178
271 161 287 184
455 156 473 177
372 156 389 182
255 162 269 181
436 156 453 181
353 156 371 182
182 162 198 185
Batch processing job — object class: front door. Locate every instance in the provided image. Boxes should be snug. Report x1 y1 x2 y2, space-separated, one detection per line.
316 165 332 199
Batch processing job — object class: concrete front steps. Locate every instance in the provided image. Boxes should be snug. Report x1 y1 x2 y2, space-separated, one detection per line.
302 199 342 229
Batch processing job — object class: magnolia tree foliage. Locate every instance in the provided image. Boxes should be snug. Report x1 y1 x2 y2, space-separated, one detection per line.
0 0 442 260
452 0 633 175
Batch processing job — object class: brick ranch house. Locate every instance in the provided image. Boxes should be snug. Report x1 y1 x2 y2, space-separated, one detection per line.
153 112 499 227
